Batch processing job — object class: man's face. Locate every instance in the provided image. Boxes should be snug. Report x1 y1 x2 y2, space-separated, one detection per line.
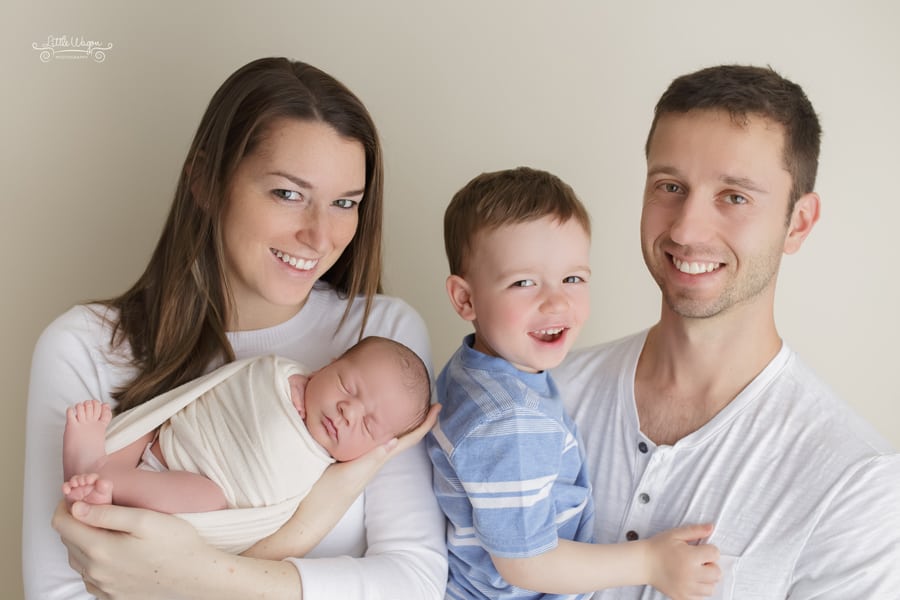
640 109 796 321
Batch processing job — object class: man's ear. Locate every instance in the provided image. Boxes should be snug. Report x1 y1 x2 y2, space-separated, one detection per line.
784 192 820 255
446 275 476 322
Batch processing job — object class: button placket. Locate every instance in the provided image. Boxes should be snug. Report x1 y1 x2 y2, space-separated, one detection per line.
621 447 670 542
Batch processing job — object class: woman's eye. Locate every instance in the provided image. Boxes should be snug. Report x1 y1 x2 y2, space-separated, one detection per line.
274 189 302 201
333 198 358 209
512 280 536 288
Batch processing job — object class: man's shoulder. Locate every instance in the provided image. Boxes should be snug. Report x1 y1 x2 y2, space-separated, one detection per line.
778 349 897 456
555 330 647 380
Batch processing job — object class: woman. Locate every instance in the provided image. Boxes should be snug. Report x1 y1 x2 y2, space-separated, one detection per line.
23 57 446 599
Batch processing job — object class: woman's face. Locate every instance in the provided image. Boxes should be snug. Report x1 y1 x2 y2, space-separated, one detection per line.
220 118 366 331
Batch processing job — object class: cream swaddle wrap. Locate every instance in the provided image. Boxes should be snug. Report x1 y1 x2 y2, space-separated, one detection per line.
104 355 334 553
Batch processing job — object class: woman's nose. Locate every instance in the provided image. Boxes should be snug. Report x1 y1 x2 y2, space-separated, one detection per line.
296 203 327 251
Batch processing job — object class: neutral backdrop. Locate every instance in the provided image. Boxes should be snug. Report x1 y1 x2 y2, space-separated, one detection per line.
4 1 899 596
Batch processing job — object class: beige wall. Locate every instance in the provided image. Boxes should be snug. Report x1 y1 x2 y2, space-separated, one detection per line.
4 1 899 596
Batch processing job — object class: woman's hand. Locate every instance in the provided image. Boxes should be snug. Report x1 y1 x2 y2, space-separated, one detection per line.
52 499 302 599
327 402 441 494
242 403 441 560
53 499 215 599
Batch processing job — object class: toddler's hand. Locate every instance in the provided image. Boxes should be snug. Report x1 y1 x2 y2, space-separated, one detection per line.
647 523 720 600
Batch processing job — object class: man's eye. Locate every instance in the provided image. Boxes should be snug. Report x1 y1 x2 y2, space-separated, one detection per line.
725 193 748 205
662 183 682 193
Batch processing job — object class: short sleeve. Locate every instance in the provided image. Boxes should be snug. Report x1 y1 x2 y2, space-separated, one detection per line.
789 454 900 597
451 409 567 557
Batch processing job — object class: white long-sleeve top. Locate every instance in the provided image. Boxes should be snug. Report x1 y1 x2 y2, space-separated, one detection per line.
23 282 448 600
554 331 900 599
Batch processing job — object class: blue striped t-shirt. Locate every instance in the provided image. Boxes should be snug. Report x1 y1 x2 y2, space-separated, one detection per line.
427 335 594 600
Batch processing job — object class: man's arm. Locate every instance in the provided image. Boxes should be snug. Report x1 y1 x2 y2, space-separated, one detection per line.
788 455 900 598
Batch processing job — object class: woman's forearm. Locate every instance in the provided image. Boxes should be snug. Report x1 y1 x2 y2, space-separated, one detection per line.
291 444 447 599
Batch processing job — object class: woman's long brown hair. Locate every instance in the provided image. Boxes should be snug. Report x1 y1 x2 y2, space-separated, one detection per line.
102 57 384 414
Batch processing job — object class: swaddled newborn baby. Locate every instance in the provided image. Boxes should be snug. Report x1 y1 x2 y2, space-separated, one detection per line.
61 335 431 552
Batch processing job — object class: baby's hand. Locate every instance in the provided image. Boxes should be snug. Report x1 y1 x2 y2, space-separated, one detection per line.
646 523 720 600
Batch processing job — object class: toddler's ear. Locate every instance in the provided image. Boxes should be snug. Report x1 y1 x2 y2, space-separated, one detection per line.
446 275 476 322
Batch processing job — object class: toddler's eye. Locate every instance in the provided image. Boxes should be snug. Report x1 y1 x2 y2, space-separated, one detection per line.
512 280 536 288
563 276 585 284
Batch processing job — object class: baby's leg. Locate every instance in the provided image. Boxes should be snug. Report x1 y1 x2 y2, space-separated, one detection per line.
62 430 227 513
62 400 112 480
100 467 228 513
62 473 113 505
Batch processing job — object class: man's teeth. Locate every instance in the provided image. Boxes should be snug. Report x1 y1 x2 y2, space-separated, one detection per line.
274 250 317 270
673 257 720 274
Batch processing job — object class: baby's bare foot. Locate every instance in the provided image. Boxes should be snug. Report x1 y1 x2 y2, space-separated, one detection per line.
63 473 113 506
63 400 113 480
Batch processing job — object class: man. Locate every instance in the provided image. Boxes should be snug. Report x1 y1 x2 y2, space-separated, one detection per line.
555 65 900 598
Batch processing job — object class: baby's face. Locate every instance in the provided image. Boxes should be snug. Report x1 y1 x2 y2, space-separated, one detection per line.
461 216 591 372
302 349 421 461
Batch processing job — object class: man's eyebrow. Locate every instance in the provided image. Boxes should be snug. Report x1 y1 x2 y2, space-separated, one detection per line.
647 166 769 194
646 165 682 179
268 171 365 197
721 175 768 194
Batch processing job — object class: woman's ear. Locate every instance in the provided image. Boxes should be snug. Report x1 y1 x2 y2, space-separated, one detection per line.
784 192 821 255
446 275 476 322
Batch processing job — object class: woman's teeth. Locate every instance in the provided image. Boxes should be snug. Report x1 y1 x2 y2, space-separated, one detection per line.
273 249 317 271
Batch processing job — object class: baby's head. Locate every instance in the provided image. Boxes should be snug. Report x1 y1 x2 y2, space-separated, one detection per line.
443 166 592 372
303 336 431 461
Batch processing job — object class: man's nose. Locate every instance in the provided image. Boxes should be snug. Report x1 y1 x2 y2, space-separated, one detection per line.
669 194 714 246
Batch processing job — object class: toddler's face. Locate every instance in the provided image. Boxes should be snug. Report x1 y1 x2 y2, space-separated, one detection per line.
302 348 421 461
461 216 591 372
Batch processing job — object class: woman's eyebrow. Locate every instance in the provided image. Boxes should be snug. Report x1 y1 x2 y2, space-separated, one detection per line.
268 171 365 197
268 171 314 189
